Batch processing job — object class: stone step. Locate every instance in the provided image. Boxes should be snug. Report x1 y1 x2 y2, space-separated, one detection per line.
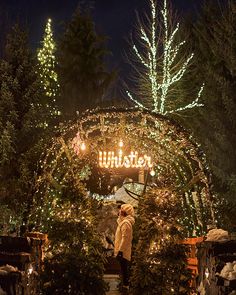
104 274 120 295
106 291 120 295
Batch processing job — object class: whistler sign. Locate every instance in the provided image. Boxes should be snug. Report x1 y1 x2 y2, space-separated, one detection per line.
98 151 153 169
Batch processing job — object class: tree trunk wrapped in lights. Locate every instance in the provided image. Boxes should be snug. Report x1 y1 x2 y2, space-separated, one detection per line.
126 0 204 115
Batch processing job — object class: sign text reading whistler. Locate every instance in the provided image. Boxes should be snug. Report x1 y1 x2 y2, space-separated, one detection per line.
98 150 153 169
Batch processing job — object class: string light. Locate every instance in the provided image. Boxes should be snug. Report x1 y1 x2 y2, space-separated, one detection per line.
37 18 60 118
98 150 153 168
80 142 86 151
126 0 204 115
118 139 124 148
32 108 214 236
150 169 155 176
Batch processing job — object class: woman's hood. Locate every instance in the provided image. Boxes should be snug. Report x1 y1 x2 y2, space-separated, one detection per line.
121 203 134 216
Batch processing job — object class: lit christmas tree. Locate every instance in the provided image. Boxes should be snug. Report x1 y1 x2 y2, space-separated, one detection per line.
37 18 59 118
131 188 192 295
126 0 204 115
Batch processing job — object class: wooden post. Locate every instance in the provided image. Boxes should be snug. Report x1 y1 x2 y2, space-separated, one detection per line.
139 169 145 183
142 170 149 196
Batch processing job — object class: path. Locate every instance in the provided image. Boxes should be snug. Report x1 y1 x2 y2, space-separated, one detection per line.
104 274 120 295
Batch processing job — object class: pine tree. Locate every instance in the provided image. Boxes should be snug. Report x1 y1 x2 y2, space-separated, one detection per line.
131 189 191 295
57 5 115 118
0 25 49 232
125 0 204 115
37 18 60 120
182 0 236 228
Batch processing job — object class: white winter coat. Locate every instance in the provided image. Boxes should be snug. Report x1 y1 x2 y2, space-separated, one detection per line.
114 215 135 261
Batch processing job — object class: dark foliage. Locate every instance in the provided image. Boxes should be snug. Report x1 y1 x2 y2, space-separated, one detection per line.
180 0 236 229
0 25 51 231
57 5 116 119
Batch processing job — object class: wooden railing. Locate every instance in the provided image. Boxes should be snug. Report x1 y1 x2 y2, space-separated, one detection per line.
0 233 47 295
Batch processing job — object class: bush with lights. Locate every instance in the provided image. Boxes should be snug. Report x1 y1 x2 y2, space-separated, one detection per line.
31 144 108 294
130 188 192 295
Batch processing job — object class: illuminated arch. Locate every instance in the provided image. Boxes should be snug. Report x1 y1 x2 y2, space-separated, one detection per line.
37 108 214 235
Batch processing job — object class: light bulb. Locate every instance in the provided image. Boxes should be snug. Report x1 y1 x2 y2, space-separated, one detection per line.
150 169 155 176
119 139 124 147
81 142 86 151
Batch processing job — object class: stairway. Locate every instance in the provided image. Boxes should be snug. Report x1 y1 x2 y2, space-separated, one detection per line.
104 274 120 294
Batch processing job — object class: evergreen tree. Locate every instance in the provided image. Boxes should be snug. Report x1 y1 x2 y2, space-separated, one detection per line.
57 5 115 118
183 0 236 228
37 18 60 121
0 25 49 232
31 137 108 294
131 188 191 295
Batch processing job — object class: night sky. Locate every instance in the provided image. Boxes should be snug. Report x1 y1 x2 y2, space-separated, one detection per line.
0 0 204 68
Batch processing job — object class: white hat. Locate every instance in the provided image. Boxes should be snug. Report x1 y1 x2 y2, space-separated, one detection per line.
121 204 134 216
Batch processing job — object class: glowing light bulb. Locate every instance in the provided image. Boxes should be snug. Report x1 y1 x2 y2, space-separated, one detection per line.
150 169 155 176
80 142 86 151
119 139 124 148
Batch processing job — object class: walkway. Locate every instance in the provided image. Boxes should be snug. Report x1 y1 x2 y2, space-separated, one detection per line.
104 274 120 295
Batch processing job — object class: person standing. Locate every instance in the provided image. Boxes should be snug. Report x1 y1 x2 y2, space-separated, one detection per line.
114 203 135 293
